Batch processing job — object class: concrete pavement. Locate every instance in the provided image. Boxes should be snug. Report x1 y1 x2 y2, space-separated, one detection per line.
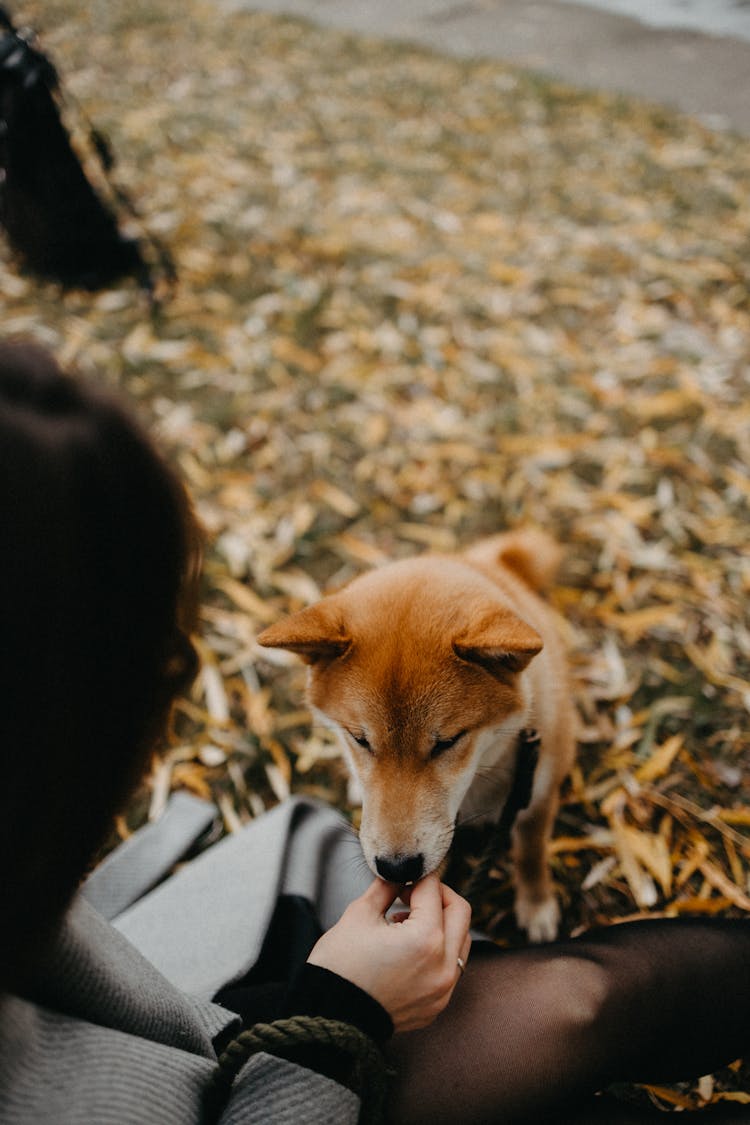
224 0 750 135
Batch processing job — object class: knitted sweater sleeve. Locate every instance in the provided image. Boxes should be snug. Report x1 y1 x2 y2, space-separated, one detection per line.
218 1051 361 1125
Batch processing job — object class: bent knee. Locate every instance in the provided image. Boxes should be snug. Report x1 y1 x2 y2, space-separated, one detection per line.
536 955 609 1034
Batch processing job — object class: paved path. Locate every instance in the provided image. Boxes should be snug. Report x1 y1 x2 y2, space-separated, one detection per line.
225 0 750 136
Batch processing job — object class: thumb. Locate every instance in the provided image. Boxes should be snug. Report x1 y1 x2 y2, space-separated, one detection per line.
358 877 401 917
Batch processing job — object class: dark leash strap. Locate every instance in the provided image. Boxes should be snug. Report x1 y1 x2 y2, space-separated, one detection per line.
461 728 541 906
497 727 541 842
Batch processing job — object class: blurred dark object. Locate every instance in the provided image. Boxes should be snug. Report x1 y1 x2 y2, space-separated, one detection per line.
0 7 172 293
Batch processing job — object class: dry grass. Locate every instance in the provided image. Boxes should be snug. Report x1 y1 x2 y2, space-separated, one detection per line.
4 0 750 1108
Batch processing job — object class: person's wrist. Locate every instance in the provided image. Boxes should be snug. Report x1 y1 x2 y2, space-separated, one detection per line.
283 961 394 1043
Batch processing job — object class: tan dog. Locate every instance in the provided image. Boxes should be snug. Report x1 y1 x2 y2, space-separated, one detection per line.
258 529 575 941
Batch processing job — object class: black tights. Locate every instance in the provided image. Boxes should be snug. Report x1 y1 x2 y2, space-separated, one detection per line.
387 919 750 1124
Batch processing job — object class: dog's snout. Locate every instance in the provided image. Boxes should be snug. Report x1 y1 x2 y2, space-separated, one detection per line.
375 853 424 884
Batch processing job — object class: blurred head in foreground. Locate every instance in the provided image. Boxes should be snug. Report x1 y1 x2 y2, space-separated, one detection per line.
0 340 201 989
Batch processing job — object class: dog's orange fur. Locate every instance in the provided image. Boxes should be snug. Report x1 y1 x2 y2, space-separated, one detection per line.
258 529 575 940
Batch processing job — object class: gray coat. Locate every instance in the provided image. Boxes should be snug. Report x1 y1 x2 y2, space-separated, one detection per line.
0 797 372 1124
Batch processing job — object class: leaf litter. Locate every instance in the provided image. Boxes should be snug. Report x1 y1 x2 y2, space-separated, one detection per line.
4 0 750 1106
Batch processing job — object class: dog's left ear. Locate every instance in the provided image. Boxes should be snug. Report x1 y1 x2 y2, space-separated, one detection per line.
256 600 351 665
453 612 543 678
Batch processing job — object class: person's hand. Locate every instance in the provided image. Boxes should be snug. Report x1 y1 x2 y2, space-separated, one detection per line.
307 874 472 1033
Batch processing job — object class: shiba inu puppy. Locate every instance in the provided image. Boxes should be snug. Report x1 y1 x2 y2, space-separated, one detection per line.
258 529 575 941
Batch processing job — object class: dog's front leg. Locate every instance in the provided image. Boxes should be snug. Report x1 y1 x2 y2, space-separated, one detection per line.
511 752 561 942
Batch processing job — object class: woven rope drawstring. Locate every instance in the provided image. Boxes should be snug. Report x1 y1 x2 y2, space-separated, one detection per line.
204 1015 394 1124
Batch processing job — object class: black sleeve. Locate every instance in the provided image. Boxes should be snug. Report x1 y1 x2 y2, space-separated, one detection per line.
225 964 393 1094
281 962 393 1044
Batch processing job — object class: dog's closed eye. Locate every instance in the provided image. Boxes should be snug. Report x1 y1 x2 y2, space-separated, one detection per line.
431 730 467 759
347 730 372 753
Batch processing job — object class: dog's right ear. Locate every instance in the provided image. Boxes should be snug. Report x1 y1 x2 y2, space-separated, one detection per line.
256 602 351 665
453 611 543 680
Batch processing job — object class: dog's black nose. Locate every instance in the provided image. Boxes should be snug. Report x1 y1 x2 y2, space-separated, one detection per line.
375 853 425 884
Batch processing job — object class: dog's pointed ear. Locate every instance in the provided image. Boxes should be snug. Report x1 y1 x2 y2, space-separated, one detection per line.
257 601 351 665
453 612 543 678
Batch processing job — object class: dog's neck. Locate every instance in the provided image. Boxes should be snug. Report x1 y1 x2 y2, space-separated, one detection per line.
456 689 534 827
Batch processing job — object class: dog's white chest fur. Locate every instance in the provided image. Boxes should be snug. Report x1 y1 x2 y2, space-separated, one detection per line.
456 717 528 827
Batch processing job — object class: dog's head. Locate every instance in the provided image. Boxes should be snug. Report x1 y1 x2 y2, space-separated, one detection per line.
257 557 542 883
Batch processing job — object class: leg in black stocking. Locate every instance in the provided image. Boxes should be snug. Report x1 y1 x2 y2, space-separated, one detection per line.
386 919 750 1124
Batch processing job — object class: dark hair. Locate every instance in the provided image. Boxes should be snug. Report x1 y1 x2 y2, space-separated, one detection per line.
0 340 201 987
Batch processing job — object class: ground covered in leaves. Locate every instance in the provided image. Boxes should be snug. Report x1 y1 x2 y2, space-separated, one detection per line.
5 0 750 1109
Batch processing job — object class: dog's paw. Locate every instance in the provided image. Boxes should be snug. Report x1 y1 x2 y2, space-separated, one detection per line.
515 893 560 943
